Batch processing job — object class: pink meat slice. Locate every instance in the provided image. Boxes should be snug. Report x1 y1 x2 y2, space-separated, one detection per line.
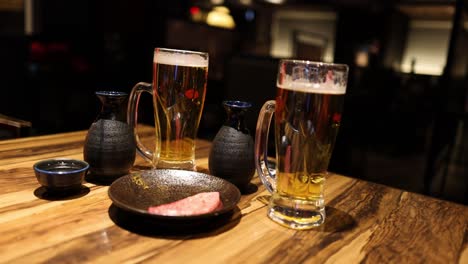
148 192 223 216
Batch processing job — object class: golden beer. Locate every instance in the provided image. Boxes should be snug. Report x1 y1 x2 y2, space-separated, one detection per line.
127 48 208 171
153 55 208 170
274 85 344 201
255 60 348 229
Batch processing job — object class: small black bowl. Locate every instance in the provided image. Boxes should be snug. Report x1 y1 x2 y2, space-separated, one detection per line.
33 158 89 192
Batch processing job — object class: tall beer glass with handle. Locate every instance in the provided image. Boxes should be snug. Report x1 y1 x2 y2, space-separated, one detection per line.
128 48 208 170
255 60 348 229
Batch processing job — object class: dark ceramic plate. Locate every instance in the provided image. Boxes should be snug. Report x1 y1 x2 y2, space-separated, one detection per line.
108 169 241 220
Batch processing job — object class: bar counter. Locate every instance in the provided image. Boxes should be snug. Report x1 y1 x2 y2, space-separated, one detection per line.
0 126 467 263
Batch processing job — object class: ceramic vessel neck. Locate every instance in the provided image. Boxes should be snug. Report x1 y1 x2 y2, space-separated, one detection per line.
96 91 128 121
223 101 252 133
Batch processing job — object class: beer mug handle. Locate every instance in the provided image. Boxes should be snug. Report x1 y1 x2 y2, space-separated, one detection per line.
127 82 159 165
254 100 276 193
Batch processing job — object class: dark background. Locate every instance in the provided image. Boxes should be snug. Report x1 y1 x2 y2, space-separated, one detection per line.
0 0 467 204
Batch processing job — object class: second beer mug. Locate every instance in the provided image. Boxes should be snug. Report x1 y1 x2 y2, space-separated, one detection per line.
128 48 209 170
255 60 348 229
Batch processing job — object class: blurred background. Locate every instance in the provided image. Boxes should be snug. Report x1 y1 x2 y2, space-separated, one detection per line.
0 0 467 204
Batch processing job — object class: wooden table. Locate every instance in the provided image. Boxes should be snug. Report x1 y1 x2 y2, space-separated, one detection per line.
0 126 467 264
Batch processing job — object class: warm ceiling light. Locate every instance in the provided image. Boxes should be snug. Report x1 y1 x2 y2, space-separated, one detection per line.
206 6 236 29
263 0 286 4
213 6 230 12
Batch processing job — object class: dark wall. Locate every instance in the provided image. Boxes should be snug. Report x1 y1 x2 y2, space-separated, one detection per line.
2 0 190 135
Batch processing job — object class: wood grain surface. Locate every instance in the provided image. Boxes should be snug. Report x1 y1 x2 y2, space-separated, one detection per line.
0 126 467 264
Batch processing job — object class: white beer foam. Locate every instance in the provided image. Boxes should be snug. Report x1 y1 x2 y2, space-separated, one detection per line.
278 78 346 95
154 51 208 67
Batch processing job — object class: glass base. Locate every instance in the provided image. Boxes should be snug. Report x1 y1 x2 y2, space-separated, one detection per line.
267 194 325 230
156 160 195 171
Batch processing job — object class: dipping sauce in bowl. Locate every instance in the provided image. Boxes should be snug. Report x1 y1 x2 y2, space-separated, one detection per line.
33 159 89 192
